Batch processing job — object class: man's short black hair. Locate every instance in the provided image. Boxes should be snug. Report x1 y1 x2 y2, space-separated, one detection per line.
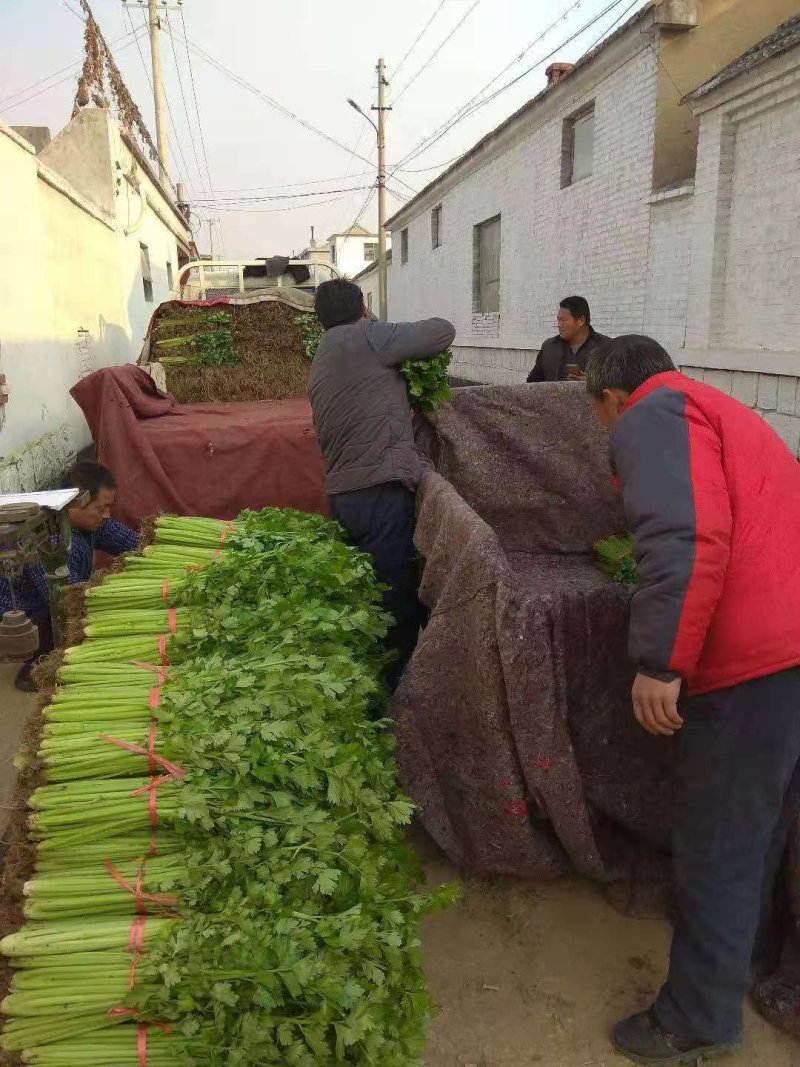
314 278 365 330
585 335 676 398
60 461 117 499
560 295 591 325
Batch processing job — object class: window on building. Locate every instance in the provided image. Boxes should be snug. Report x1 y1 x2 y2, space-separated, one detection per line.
401 228 409 265
364 243 378 262
562 103 595 187
166 261 174 291
367 291 373 312
431 205 442 249
140 243 153 303
473 215 501 315
331 242 337 265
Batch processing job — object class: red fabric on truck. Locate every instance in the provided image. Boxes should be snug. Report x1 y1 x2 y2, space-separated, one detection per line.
71 364 328 526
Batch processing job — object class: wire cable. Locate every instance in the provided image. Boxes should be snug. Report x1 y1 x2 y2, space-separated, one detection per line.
164 12 206 201
393 0 639 173
125 7 188 195
192 185 376 205
393 0 448 80
0 30 143 114
167 24 418 196
177 7 224 255
393 0 482 105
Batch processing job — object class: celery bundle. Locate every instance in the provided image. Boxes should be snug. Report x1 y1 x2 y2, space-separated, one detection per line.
594 534 638 586
1 507 455 1066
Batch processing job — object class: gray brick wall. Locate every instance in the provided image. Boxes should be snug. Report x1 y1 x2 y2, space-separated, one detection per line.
680 366 800 456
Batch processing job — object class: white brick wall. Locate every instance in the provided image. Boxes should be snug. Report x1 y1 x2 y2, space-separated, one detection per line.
388 41 659 383
721 98 800 352
684 48 800 362
643 191 693 353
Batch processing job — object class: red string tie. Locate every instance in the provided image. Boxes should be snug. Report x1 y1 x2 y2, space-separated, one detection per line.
103 858 178 915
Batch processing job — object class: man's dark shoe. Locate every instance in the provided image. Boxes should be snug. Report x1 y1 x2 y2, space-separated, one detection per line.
14 662 37 693
613 1009 742 1065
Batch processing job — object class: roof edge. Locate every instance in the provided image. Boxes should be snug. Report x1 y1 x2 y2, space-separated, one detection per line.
387 1 655 230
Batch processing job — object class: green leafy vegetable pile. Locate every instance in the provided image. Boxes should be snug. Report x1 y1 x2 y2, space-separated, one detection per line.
295 312 453 416
594 534 638 586
154 312 239 367
2 511 455 1065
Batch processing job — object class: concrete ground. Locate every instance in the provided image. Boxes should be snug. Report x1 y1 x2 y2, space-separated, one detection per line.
0 667 796 1066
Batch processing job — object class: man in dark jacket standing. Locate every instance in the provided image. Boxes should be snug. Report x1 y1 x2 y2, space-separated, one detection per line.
308 279 455 689
527 295 608 382
586 335 800 1065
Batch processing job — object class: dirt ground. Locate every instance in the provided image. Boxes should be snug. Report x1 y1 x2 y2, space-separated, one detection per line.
0 666 796 1066
418 828 798 1067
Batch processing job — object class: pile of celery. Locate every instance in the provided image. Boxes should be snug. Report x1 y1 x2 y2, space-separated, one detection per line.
1 510 454 1066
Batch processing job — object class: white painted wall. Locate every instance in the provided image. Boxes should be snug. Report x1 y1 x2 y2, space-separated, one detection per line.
0 111 188 492
330 232 386 279
676 41 800 455
643 187 694 353
387 35 660 383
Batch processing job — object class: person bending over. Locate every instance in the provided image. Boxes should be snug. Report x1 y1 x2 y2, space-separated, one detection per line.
0 461 138 691
586 334 800 1065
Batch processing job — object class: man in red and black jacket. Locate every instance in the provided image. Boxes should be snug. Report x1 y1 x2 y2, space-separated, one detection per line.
586 336 800 1066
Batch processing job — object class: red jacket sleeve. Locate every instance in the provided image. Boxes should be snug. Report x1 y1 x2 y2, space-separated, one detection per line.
612 387 732 681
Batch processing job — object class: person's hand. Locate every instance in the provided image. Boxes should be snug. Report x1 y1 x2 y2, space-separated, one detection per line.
568 368 586 382
632 673 683 736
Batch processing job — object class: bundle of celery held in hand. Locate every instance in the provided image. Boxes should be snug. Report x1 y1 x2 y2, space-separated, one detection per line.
594 534 638 586
296 312 452 415
2 508 456 1066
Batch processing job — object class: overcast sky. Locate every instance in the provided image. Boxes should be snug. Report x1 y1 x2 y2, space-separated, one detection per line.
2 0 643 258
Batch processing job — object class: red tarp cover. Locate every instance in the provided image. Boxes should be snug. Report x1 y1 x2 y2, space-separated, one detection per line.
71 364 328 527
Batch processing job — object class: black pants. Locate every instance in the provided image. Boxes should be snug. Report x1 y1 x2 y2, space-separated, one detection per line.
330 482 424 691
655 668 800 1043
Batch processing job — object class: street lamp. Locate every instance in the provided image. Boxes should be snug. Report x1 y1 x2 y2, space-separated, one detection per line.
346 60 388 321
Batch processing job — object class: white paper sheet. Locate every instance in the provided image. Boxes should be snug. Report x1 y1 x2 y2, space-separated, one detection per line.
0 489 80 510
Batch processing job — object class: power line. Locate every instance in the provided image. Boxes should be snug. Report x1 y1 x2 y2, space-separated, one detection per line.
0 28 140 107
395 153 465 174
195 170 381 195
167 24 418 196
198 192 358 215
393 0 638 173
125 7 186 195
193 185 376 205
164 12 206 199
391 0 599 170
393 0 482 105
0 30 143 114
60 0 85 21
393 0 448 80
176 8 224 255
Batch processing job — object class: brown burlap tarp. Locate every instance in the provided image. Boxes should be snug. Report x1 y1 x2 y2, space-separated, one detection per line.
392 382 800 1034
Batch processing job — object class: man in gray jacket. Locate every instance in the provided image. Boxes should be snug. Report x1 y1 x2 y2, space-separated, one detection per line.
308 278 456 688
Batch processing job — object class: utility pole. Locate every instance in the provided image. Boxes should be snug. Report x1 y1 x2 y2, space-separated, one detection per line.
374 59 389 322
123 0 178 186
348 62 391 321
147 0 169 184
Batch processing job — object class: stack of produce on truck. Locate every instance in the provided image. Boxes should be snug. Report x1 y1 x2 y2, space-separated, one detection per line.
141 298 454 415
0 509 454 1066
